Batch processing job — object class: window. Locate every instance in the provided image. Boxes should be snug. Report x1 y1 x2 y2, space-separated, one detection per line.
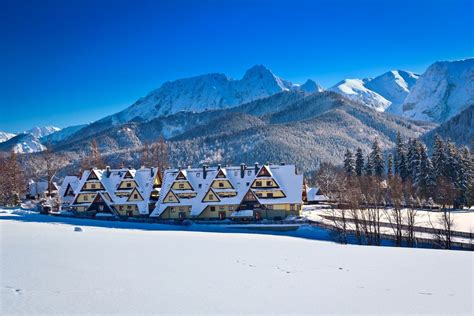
134 194 138 199
127 205 132 210
266 181 272 186
256 181 262 187
179 183 184 189
196 172 200 177
119 206 123 211
198 184 202 188
91 183 96 189
229 205 234 211
247 170 252 175
168 196 174 201
290 204 295 211
126 182 132 188
267 192 273 198
209 194 214 200
219 182 224 188
267 205 273 210
210 206 216 212
219 206 224 210
246 182 250 186
179 207 184 212
84 195 88 201
170 207 175 213
99 205 104 211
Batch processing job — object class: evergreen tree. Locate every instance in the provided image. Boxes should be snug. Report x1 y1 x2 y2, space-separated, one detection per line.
457 147 472 207
364 154 373 176
355 147 364 177
343 149 355 176
416 143 434 199
407 139 421 180
394 131 403 175
370 138 384 177
432 135 446 180
445 139 459 184
387 153 394 178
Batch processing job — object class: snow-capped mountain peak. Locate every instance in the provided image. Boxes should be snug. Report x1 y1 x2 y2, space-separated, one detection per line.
0 131 16 143
397 58 474 122
105 65 299 124
26 126 61 139
329 70 420 113
300 79 324 93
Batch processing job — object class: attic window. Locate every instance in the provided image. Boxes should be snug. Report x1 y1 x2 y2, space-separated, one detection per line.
127 183 132 188
219 182 224 188
246 182 250 186
198 184 202 188
247 170 252 176
256 181 262 187
179 183 184 189
266 181 272 186
196 173 200 177
209 194 214 200
91 184 96 189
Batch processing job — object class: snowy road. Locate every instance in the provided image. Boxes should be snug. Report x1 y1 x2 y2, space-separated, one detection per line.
1 216 472 315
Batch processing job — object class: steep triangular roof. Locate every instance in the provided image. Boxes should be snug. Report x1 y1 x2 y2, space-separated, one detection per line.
202 188 221 203
176 170 187 180
127 187 144 202
256 165 272 177
163 190 180 203
87 169 100 180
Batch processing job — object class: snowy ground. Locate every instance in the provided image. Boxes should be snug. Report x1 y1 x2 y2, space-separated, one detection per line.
1 210 473 315
303 205 474 233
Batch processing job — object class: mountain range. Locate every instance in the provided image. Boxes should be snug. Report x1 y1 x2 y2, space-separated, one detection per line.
1 58 472 177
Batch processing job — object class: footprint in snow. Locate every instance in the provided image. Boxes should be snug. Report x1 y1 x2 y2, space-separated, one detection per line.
418 292 433 296
74 227 83 232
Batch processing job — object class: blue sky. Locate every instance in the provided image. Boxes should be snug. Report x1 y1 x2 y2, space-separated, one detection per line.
1 0 472 133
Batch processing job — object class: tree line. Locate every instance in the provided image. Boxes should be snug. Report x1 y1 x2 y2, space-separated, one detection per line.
312 132 473 249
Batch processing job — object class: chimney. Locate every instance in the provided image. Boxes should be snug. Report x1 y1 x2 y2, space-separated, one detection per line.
150 167 154 177
254 162 259 174
105 166 111 177
203 165 208 179
280 162 285 165
217 164 221 171
240 163 246 178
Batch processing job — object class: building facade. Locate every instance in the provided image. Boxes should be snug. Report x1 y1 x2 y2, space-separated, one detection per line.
69 167 161 217
150 163 303 220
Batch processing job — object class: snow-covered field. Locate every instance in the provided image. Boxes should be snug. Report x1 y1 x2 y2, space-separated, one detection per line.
1 211 472 315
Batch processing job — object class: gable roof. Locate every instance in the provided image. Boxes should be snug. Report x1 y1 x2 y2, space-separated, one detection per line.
151 164 303 217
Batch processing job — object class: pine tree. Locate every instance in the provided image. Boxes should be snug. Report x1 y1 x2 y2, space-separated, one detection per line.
370 138 384 177
457 147 472 207
432 135 446 180
416 143 434 199
355 147 364 177
364 154 373 176
343 149 355 176
394 131 403 176
387 153 394 178
406 139 421 181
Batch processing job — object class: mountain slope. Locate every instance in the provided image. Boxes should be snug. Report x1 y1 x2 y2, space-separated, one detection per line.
329 70 419 112
0 133 46 153
398 58 474 122
26 126 61 138
41 124 88 144
102 65 298 125
422 105 474 149
0 131 15 143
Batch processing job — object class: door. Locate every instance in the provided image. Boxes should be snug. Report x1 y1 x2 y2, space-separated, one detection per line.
218 211 226 220
179 212 186 220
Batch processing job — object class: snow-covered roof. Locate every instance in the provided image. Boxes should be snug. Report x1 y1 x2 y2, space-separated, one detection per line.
151 164 303 217
306 187 329 202
71 167 159 215
59 176 80 197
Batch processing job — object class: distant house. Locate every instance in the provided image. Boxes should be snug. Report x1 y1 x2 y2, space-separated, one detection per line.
69 166 161 218
304 186 329 204
150 163 303 221
58 175 81 210
28 180 59 198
